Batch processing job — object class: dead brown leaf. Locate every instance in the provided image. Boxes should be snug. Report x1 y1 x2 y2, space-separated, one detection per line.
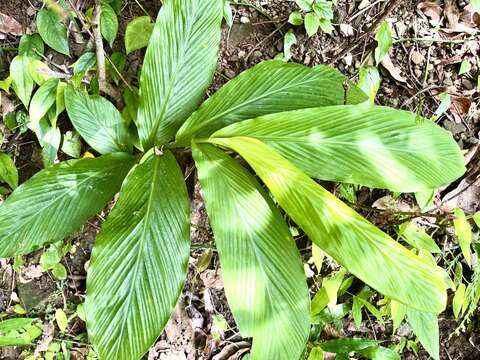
380 54 407 83
0 12 23 36
442 0 479 34
417 1 443 25
450 96 472 118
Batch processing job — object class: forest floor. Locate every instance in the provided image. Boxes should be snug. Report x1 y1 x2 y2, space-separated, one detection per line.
0 0 479 359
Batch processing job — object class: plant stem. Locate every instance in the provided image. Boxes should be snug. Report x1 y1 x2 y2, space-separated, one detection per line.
93 0 122 105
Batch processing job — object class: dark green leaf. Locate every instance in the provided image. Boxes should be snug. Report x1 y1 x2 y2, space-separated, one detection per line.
29 78 59 129
193 143 309 359
36 9 70 56
86 151 190 360
137 0 223 149
320 338 378 353
100 3 118 46
64 86 132 154
0 153 135 257
176 61 366 145
18 34 44 59
73 52 97 75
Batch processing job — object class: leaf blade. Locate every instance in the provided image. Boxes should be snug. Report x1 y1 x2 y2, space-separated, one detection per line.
176 60 367 145
0 153 135 257
137 0 223 149
64 85 132 154
210 137 447 313
86 151 190 360
192 143 309 360
36 8 69 56
212 105 465 192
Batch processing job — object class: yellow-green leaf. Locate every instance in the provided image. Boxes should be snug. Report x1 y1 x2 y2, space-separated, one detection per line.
453 208 472 266
210 137 447 313
212 105 465 193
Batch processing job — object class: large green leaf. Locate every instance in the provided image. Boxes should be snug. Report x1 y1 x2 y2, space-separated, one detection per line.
210 137 447 313
192 143 309 360
64 86 132 154
136 0 223 149
175 60 367 146
86 151 190 360
0 153 135 257
211 105 465 192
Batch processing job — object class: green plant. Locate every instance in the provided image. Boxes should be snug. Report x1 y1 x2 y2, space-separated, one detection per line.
0 0 466 359
290 0 336 36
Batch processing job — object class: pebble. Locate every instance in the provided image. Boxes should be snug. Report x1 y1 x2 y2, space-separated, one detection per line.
411 51 425 65
462 78 474 90
238 50 246 58
225 69 236 79
240 16 250 24
252 50 263 59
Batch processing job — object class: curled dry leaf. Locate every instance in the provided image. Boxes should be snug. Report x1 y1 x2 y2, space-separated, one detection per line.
442 0 479 34
380 54 407 83
417 1 443 26
0 12 23 36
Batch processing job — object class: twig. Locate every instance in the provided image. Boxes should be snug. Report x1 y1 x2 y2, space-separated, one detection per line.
333 0 402 61
93 0 122 105
348 0 386 22
394 37 471 44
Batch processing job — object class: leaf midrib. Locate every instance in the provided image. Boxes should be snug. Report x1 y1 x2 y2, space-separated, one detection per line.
192 75 323 134
1 168 110 244
147 2 198 146
223 135 435 155
112 157 160 357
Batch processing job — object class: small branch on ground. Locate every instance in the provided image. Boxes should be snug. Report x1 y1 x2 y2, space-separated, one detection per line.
333 0 402 62
93 0 122 106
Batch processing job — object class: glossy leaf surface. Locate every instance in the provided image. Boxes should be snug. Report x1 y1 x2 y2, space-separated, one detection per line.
86 151 190 360
0 153 135 257
65 86 132 154
193 143 309 360
210 137 447 313
212 105 465 192
176 60 367 145
137 0 223 149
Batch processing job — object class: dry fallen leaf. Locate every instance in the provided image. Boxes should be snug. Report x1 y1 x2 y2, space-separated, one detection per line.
442 0 479 34
450 96 472 115
380 54 407 83
417 1 443 26
0 12 23 36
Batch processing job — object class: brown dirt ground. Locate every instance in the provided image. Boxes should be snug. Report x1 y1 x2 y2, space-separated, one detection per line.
0 0 479 359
